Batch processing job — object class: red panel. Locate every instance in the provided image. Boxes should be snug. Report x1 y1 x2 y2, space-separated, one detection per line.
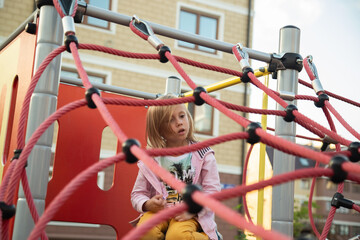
45 84 147 237
0 30 37 239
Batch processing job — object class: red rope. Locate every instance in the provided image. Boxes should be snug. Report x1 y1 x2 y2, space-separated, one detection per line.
298 79 360 108
353 204 360 213
242 144 254 224
325 101 360 140
123 204 188 240
16 46 66 149
308 162 321 238
2 18 359 240
28 153 127 240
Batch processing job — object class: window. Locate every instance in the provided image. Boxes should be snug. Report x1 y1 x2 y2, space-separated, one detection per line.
61 69 106 85
300 179 310 190
352 184 360 193
186 95 214 136
326 180 337 191
178 9 219 54
339 225 349 236
189 103 214 135
330 224 336 235
81 0 111 29
352 226 360 236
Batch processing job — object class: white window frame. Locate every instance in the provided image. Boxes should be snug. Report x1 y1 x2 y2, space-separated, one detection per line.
60 62 112 86
175 2 224 59
182 86 220 138
77 0 117 35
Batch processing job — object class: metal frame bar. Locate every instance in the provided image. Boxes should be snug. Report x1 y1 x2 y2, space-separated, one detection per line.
61 76 158 99
0 10 38 51
78 2 272 63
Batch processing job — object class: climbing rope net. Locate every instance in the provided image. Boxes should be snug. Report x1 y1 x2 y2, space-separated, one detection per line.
1 1 360 240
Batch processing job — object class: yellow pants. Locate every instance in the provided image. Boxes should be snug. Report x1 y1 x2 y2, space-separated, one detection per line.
137 211 209 240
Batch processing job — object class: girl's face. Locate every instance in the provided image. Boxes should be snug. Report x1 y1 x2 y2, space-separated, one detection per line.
163 104 190 148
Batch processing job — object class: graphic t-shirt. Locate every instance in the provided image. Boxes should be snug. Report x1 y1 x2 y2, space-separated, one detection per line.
159 153 195 204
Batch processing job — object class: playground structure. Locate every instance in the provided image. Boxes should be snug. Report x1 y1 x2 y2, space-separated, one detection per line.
0 0 359 239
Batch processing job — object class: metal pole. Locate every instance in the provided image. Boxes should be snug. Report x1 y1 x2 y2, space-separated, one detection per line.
12 5 63 239
78 2 271 63
271 25 300 236
165 76 181 96
61 76 157 99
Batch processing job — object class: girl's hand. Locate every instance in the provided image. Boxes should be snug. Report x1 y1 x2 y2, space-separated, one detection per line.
143 195 166 213
174 212 195 222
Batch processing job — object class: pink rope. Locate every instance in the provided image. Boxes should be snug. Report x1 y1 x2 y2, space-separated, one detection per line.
353 204 360 213
17 46 66 148
20 171 49 240
28 153 127 240
325 101 360 140
3 100 87 203
320 207 336 240
193 191 291 240
308 162 321 238
242 144 254 224
1 18 359 239
123 204 187 240
298 79 360 108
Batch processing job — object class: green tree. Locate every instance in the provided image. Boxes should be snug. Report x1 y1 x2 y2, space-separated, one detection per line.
293 200 319 238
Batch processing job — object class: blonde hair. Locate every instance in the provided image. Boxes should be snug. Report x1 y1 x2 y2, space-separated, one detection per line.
146 94 196 148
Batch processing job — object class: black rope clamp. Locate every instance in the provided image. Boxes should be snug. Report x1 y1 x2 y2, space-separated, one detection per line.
241 67 254 83
182 184 203 214
122 138 141 164
64 34 79 53
85 87 101 109
11 149 22 161
314 93 329 108
0 202 16 220
331 192 353 209
158 45 171 63
321 141 330 152
246 122 261 144
348 142 360 163
283 104 298 122
329 155 349 184
193 86 207 106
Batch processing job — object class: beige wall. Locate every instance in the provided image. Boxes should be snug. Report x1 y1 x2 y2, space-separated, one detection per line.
0 0 34 41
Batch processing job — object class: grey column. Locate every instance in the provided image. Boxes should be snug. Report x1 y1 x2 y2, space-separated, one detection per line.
13 5 63 239
271 26 300 236
165 76 181 96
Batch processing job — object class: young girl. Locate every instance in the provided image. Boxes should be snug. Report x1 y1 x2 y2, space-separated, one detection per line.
131 94 222 240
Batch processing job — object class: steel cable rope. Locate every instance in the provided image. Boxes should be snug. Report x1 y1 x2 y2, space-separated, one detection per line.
308 105 341 238
324 101 360 140
353 204 360 213
303 57 360 142
161 58 334 165
320 116 344 240
242 144 254 224
3 7 360 238
125 168 360 240
298 79 360 108
26 40 255 238
248 73 352 146
266 127 322 142
23 46 322 240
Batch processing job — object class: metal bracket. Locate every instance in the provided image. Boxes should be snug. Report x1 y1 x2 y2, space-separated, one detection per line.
268 52 303 79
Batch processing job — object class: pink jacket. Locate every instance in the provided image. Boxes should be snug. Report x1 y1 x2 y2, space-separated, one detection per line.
131 146 221 240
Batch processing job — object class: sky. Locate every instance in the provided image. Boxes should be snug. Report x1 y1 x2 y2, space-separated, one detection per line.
249 0 360 145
